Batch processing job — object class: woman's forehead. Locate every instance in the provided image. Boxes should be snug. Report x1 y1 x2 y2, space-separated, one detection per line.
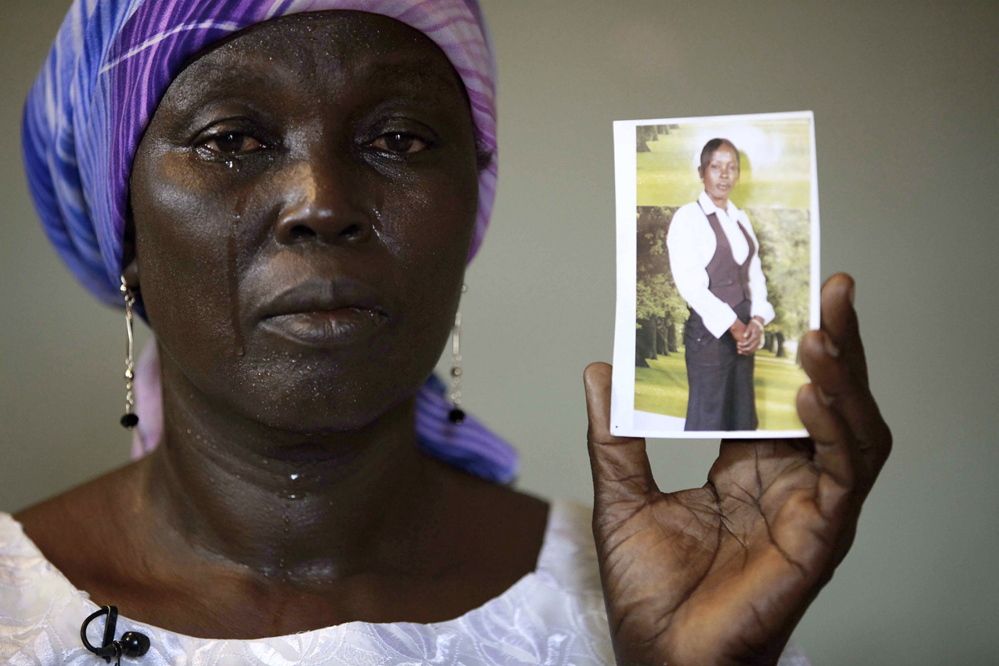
172 11 463 97
709 147 739 162
212 11 431 55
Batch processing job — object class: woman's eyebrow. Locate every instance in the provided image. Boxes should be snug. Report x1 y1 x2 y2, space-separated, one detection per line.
359 58 466 94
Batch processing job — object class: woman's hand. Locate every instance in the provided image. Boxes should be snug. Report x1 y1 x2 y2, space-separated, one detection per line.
731 317 764 355
738 317 765 355
584 274 891 665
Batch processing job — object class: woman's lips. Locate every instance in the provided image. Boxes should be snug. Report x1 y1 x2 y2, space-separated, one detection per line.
260 308 388 347
253 278 390 348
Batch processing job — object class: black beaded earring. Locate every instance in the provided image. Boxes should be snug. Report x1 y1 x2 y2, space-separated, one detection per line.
448 285 466 424
119 277 138 430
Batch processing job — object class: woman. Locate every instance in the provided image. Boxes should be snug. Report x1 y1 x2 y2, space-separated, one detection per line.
2 1 891 664
667 138 773 431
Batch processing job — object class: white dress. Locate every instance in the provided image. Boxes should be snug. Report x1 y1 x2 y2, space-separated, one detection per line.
0 502 810 665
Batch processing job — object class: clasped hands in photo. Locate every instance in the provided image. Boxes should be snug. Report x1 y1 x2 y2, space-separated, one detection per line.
730 315 767 355
583 273 892 665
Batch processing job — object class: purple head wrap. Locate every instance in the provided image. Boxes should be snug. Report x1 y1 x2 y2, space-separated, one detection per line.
23 0 517 484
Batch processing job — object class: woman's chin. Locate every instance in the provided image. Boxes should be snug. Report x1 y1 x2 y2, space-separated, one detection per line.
221 373 418 436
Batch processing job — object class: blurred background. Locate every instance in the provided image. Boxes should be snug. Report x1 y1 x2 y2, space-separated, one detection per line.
1 1 996 663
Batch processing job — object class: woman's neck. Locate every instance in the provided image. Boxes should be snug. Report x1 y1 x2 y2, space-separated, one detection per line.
708 193 730 210
141 366 445 585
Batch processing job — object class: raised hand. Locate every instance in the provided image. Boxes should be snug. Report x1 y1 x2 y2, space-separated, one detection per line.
585 274 890 665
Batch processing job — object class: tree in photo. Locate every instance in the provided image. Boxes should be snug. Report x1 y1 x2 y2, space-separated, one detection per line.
635 207 687 367
636 125 660 153
749 207 810 359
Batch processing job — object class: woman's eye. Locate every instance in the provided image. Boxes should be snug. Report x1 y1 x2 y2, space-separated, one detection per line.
372 132 429 155
202 132 263 155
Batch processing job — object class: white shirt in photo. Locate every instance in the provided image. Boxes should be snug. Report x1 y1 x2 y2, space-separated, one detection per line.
666 191 776 339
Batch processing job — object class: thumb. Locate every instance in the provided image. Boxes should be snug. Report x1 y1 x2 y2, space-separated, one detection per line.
584 362 657 509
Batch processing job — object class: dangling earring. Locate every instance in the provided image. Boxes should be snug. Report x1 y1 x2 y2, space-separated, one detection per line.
119 277 139 429
448 285 467 425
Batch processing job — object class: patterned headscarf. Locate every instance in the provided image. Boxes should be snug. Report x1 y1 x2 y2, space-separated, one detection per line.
23 0 516 483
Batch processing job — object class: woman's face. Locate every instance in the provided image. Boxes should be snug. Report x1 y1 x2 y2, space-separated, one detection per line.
699 145 740 206
128 11 480 432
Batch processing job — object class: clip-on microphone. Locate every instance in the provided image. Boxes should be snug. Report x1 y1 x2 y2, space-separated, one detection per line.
80 606 150 665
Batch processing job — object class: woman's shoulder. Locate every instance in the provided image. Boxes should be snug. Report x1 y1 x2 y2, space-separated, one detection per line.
0 511 36 565
0 511 67 600
11 462 148 603
672 200 703 221
423 498 614 665
667 201 710 241
535 500 602 594
0 511 100 664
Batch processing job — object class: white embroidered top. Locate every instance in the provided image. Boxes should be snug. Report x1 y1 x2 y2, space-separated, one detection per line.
0 502 810 665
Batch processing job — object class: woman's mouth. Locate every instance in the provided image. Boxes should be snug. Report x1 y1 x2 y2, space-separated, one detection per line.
261 308 389 347
254 279 390 348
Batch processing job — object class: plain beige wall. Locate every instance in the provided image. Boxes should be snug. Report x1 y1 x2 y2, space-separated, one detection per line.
2 1 997 663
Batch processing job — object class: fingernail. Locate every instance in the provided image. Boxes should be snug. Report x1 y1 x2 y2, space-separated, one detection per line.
815 385 835 406
848 281 855 305
823 333 840 358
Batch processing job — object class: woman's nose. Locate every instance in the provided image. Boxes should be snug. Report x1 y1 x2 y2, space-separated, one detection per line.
273 159 372 246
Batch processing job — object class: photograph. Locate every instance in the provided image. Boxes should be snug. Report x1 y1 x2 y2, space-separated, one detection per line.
612 112 820 438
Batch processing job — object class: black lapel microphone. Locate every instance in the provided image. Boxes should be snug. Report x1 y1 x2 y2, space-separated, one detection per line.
80 606 150 664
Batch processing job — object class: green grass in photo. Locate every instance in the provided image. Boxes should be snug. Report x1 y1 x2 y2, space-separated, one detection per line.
634 348 807 431
753 351 808 431
634 353 689 417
